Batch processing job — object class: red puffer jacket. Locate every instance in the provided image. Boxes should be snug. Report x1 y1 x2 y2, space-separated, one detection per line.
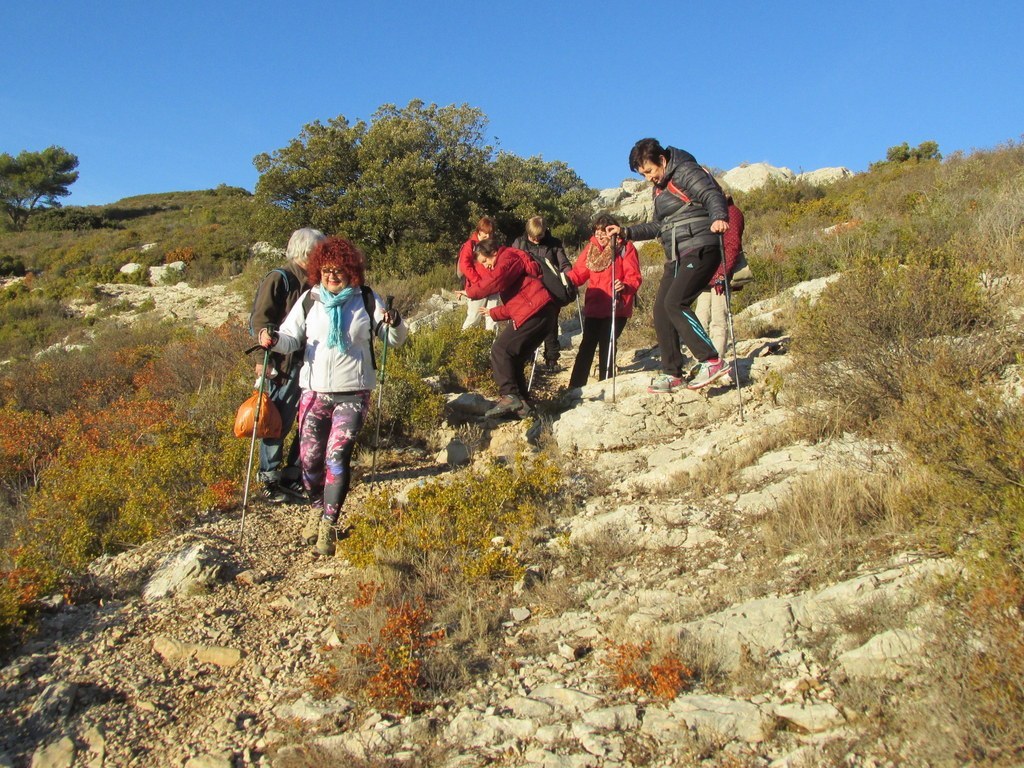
463 246 552 328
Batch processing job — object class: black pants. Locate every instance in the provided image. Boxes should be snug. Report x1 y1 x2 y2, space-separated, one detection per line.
569 316 627 388
543 310 561 364
653 244 721 376
491 304 560 398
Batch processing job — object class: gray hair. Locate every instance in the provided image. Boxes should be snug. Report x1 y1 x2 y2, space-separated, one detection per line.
286 227 326 266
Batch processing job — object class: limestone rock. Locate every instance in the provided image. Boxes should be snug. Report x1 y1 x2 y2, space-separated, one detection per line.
149 261 186 285
143 542 229 601
152 636 242 668
250 242 284 258
273 693 354 722
837 629 926 680
30 737 75 768
797 167 853 186
436 438 472 466
528 684 601 714
446 392 492 418
184 753 233 768
721 163 796 193
670 694 771 742
29 681 76 722
772 701 845 733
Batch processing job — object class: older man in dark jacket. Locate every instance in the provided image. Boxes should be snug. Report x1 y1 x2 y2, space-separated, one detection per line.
250 227 324 502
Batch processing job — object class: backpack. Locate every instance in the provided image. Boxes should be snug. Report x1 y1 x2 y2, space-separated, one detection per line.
515 238 577 307
300 285 382 370
729 250 754 291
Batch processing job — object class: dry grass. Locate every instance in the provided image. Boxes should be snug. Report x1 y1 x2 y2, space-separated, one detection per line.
558 526 640 581
758 467 916 575
664 420 807 497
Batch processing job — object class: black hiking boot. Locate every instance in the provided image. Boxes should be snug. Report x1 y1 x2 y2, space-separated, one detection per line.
485 394 526 419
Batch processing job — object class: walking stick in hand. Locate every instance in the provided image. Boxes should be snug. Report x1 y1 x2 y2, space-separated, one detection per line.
607 234 618 403
239 343 271 547
371 296 395 485
718 234 744 423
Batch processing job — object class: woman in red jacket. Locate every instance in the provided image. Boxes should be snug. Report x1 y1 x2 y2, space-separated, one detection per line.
457 216 500 331
463 237 557 419
567 214 643 388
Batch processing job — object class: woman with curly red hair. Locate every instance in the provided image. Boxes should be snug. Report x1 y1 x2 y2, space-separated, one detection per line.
259 237 407 555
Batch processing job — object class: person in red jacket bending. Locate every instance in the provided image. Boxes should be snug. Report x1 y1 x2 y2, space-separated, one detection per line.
567 214 643 388
463 237 557 419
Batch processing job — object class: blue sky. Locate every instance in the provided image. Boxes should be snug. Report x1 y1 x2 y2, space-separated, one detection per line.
4 0 1022 206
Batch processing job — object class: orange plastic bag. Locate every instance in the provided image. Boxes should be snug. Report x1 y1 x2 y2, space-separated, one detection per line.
233 390 283 439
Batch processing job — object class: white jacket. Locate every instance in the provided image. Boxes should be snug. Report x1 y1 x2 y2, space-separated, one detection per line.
273 287 408 393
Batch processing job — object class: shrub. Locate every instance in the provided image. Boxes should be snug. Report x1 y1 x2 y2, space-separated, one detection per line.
604 640 696 700
886 376 1024 563
350 596 446 713
399 313 494 392
789 259 1000 430
343 454 563 583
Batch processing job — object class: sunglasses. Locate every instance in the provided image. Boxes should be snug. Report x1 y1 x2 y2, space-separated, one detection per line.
321 267 344 277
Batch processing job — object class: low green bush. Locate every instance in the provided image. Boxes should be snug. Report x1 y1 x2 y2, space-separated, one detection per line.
788 259 1000 430
343 454 563 583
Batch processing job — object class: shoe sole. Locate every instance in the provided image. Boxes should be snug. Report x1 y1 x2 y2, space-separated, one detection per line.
687 369 729 390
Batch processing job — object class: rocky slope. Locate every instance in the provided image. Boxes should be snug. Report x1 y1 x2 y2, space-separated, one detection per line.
0 283 951 768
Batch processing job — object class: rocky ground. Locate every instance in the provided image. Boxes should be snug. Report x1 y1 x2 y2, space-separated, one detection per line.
0 284 952 768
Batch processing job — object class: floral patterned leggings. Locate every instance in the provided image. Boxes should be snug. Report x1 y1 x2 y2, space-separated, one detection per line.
297 390 371 523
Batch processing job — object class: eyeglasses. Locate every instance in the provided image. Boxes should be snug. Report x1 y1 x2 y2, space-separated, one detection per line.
321 267 344 277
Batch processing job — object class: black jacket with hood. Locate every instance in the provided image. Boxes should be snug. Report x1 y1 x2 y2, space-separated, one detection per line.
624 147 728 262
511 232 572 273
250 260 308 375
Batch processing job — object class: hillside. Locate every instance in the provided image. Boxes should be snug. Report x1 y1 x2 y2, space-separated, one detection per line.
1 143 1023 766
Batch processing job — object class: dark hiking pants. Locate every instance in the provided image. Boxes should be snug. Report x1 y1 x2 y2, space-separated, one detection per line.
653 244 721 376
569 316 627 388
491 304 560 398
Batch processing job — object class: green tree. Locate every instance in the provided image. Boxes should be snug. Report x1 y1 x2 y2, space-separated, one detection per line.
875 140 942 169
490 152 594 245
252 101 596 273
0 146 80 230
353 101 493 273
252 116 366 239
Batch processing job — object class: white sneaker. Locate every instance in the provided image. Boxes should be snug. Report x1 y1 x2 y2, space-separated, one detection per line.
687 358 729 390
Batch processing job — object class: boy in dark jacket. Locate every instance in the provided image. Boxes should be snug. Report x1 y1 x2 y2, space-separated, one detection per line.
512 216 572 371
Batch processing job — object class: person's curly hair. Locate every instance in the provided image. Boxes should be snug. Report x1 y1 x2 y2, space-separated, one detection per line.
306 237 365 287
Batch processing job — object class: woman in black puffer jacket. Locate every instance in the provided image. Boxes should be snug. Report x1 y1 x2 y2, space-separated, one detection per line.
606 138 731 392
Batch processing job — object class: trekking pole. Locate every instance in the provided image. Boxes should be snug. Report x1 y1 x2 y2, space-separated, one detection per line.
527 345 541 393
719 234 745 423
239 344 271 546
607 235 618 403
370 296 395 486
574 294 584 334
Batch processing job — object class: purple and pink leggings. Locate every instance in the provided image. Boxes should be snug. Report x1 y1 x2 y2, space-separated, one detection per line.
297 390 370 523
